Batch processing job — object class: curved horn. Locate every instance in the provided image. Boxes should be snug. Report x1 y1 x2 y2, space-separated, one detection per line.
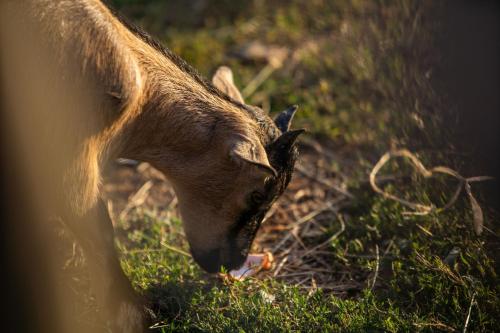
274 105 299 132
274 129 305 150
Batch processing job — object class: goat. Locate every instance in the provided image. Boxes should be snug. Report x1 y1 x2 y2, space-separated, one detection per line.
0 0 302 331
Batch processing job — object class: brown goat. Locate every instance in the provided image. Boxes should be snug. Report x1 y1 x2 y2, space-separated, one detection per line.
0 0 302 331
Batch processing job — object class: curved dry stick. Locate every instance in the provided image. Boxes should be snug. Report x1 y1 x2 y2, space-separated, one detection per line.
369 149 493 235
369 149 433 213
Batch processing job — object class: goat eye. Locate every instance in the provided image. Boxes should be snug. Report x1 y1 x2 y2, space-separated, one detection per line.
250 191 265 205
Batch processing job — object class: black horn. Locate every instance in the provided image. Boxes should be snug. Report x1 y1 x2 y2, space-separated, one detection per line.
274 105 299 132
274 129 305 150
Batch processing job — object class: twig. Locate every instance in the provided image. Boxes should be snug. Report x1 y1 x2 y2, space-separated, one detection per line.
416 224 433 236
291 226 307 250
462 292 476 333
275 272 315 278
296 164 354 199
413 321 455 332
308 277 318 296
369 149 493 235
298 283 362 291
382 238 395 257
369 244 380 291
295 276 312 286
271 233 293 254
286 199 343 230
290 212 346 262
370 149 440 213
273 256 289 277
160 242 191 257
119 180 153 220
271 202 339 254
242 64 276 99
125 248 164 254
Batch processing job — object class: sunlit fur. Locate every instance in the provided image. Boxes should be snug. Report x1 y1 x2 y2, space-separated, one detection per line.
1 1 302 331
1 0 299 273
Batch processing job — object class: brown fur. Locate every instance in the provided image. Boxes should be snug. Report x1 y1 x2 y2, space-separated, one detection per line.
22 0 271 216
0 0 301 331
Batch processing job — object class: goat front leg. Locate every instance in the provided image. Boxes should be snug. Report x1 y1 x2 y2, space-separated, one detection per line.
67 199 149 333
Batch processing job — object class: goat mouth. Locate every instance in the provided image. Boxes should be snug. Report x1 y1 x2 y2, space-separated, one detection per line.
191 248 247 273
219 251 248 272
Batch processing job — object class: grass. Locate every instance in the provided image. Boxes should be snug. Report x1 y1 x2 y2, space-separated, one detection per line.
98 0 500 331
112 194 498 332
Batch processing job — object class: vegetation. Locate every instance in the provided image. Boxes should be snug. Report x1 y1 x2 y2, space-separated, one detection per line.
95 0 500 331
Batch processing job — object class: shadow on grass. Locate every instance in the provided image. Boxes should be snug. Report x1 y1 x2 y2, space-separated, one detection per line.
144 276 223 324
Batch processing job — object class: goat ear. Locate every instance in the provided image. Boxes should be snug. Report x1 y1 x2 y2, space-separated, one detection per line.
212 66 245 104
230 138 277 177
274 129 305 149
274 105 299 133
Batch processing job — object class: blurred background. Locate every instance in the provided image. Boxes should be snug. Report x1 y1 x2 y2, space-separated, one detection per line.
2 0 499 331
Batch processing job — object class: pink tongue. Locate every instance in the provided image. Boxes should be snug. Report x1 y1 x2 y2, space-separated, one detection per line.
228 254 265 280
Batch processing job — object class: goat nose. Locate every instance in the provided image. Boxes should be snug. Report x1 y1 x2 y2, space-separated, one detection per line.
191 248 221 273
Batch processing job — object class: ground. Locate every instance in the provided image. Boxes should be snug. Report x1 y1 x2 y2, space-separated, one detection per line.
62 0 499 331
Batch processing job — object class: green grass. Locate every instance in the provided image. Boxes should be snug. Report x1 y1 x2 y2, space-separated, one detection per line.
114 193 498 331
107 0 499 331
